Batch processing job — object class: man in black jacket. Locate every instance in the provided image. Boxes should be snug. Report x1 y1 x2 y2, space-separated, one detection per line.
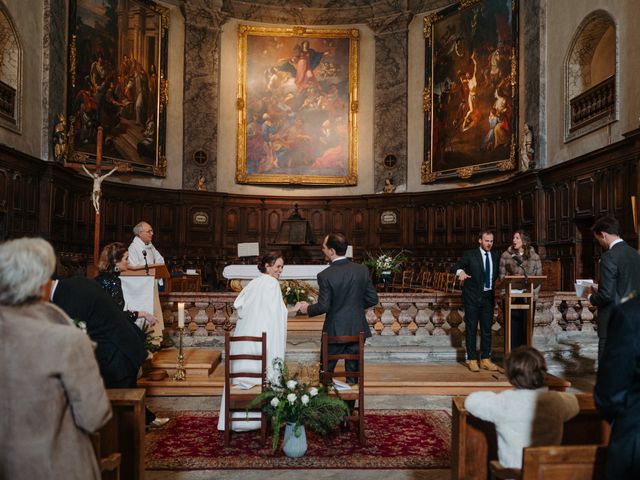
300 233 378 382
51 275 167 426
588 215 640 361
453 230 500 372
594 296 640 479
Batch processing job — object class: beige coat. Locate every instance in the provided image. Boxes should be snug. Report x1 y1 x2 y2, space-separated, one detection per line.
0 302 112 480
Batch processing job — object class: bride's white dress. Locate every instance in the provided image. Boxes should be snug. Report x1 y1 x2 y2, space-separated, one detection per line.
217 274 288 431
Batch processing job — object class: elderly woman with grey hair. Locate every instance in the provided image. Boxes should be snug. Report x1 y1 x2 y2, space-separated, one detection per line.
0 237 112 480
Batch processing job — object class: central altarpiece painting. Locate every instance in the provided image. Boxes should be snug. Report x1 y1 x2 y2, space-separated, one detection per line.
236 26 359 186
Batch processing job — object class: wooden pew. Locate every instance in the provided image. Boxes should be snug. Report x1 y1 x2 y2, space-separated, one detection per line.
519 445 606 480
452 393 610 480
95 389 146 480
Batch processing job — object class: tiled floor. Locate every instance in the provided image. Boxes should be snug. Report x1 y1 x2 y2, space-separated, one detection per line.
145 374 596 480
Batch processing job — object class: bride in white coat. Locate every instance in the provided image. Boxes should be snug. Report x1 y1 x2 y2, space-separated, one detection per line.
218 252 299 431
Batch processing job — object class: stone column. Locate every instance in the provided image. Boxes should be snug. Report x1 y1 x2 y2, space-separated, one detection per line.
41 0 67 161
181 0 227 191
367 12 411 193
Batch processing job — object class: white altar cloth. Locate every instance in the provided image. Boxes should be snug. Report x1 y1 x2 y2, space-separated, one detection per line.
223 264 329 280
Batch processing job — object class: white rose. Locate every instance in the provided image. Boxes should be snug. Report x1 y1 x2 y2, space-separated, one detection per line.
301 394 310 405
270 397 280 407
287 393 297 404
309 387 318 397
286 379 298 389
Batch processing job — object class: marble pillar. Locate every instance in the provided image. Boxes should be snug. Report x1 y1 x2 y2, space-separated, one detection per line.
368 12 411 194
182 0 227 191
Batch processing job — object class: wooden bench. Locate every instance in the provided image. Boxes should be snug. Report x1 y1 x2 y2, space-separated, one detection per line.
95 389 146 480
491 445 607 480
452 393 610 480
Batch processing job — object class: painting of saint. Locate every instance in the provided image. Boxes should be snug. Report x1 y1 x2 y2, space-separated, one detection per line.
67 0 168 175
237 27 359 185
424 0 517 182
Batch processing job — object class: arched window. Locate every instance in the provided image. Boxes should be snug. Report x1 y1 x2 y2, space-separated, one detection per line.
0 5 21 132
564 11 616 141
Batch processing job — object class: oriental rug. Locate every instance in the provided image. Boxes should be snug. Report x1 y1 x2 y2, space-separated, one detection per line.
145 409 451 470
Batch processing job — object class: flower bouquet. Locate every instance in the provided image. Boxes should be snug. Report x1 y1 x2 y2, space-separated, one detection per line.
363 250 409 277
248 358 349 452
281 280 315 306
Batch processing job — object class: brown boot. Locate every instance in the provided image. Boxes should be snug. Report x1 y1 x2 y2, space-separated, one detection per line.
480 358 498 371
467 360 480 372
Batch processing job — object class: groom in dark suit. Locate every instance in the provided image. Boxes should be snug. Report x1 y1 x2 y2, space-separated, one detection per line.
299 233 378 382
453 230 500 372
588 215 640 361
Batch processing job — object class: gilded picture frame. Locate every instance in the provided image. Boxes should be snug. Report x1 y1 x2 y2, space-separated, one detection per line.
236 26 359 185
66 0 169 176
422 0 518 183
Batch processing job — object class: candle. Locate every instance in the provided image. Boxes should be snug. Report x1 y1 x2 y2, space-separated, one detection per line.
178 303 185 328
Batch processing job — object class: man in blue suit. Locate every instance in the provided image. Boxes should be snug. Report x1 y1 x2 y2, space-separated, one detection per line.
453 230 500 372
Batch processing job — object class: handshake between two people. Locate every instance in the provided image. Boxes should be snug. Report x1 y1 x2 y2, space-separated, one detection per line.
288 301 310 315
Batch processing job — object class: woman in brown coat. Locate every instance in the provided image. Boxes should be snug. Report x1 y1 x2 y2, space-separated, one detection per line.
0 238 112 480
499 230 542 349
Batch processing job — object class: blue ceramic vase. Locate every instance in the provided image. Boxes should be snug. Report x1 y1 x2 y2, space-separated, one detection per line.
282 422 307 458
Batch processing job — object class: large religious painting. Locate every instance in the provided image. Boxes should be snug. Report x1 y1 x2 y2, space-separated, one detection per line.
236 26 359 185
66 0 169 176
422 0 518 183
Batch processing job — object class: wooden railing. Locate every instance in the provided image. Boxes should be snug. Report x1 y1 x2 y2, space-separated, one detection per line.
570 75 615 133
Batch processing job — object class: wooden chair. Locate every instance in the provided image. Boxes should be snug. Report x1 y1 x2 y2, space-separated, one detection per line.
490 445 607 480
223 331 267 447
391 268 413 292
321 331 366 445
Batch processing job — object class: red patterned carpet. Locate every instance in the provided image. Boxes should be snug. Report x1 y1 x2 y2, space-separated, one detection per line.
146 409 451 470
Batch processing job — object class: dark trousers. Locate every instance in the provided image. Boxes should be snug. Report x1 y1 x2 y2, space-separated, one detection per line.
102 357 156 424
464 292 494 360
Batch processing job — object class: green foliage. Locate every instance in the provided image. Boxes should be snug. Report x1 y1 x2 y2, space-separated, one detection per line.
247 358 349 452
363 250 410 276
280 280 315 305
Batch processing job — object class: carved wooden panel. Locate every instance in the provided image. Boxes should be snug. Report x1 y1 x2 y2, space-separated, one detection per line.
575 176 595 216
246 208 259 233
470 202 481 231
226 209 239 233
0 168 7 212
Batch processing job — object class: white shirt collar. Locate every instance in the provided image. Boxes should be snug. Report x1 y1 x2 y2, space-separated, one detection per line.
49 279 59 301
610 238 624 248
332 256 347 263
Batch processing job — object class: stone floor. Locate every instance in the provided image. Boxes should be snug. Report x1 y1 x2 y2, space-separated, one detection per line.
145 372 595 480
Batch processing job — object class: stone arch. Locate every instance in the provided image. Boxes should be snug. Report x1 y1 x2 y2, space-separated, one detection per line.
0 4 21 132
564 10 617 140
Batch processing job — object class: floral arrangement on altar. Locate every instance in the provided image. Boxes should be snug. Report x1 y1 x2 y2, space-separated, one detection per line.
248 358 349 452
281 280 315 306
364 250 409 277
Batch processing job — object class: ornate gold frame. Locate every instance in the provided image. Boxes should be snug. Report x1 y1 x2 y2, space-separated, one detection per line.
236 25 359 185
422 0 519 183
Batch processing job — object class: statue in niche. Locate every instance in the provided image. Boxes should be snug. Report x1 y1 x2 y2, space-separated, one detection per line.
196 175 207 191
521 123 534 171
53 113 68 162
383 176 396 194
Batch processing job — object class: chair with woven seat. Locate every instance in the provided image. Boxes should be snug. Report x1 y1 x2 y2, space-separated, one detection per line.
223 331 267 447
321 331 366 445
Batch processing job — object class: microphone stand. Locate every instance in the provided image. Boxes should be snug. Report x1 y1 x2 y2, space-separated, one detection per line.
143 250 149 275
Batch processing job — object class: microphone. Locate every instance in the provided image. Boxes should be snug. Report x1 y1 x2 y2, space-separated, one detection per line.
143 250 149 275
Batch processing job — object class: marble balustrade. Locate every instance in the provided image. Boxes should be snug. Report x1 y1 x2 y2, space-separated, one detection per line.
160 291 597 343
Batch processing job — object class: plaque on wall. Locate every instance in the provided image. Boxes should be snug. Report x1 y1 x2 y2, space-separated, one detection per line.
380 211 398 225
192 211 210 225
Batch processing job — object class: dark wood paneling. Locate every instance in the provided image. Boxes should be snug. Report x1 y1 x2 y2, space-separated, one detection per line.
2 129 640 290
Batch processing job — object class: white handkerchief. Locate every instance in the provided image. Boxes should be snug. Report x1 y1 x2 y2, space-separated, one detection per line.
332 379 352 391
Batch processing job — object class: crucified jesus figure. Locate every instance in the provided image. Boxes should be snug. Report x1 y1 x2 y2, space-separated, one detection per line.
82 165 118 213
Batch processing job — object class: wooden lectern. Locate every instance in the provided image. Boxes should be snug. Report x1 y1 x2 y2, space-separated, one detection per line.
503 275 546 355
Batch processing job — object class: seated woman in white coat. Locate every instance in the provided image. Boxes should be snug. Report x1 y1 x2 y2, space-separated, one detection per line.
464 346 579 469
218 252 300 431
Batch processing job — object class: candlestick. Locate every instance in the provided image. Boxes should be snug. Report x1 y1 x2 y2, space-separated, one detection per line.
173 326 186 381
178 302 185 328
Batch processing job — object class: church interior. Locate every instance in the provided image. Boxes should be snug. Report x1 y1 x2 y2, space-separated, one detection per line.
0 0 637 478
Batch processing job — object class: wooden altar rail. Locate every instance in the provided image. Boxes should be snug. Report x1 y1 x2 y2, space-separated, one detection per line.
159 291 596 339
